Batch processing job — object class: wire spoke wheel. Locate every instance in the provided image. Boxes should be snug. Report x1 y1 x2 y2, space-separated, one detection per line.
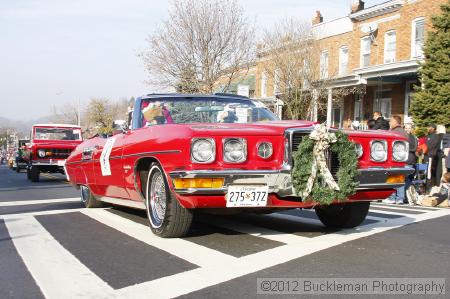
149 171 167 228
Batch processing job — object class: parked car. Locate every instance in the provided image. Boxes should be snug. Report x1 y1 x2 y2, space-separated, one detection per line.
65 94 413 238
25 124 83 181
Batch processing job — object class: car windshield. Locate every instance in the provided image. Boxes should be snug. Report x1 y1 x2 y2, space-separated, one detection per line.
139 97 278 127
34 127 82 141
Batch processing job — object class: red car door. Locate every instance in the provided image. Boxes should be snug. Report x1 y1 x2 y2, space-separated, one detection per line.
91 134 129 199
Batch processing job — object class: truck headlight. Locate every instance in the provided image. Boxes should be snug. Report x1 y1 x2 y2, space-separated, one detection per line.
354 143 363 159
223 138 247 163
191 138 215 163
38 149 46 158
370 140 387 162
393 141 409 162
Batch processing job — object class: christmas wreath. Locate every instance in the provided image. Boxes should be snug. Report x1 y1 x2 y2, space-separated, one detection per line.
291 124 359 205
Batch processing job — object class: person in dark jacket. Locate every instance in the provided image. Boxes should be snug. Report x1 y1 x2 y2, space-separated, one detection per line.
367 119 376 130
426 123 441 188
404 123 418 165
372 111 390 130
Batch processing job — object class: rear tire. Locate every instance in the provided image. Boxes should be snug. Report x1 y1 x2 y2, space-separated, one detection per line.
80 185 103 208
16 166 20 173
26 167 31 180
145 163 193 238
315 202 370 228
30 166 40 182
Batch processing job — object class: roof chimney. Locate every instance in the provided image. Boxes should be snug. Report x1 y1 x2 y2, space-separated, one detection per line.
351 0 365 14
312 11 323 25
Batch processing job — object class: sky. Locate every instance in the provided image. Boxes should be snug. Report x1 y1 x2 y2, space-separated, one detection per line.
0 0 380 120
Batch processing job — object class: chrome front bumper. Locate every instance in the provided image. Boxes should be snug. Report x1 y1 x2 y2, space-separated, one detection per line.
169 166 415 196
31 159 66 167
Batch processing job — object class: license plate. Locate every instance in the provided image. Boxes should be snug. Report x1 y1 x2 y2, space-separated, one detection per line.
57 160 66 166
226 185 268 207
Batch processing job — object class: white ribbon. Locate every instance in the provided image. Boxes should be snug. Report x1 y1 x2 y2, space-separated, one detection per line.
302 124 340 198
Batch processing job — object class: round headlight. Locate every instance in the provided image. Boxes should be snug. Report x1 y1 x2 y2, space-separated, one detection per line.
370 140 387 162
191 138 215 163
354 143 363 159
38 149 46 158
223 138 247 163
257 142 273 159
393 141 408 162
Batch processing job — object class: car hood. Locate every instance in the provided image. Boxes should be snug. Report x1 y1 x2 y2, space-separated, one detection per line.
187 120 315 136
31 140 83 149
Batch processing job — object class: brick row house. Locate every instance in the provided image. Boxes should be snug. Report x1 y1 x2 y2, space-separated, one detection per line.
250 0 446 128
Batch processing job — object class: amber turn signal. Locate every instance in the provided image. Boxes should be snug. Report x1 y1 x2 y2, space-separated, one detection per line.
173 178 224 189
386 174 405 184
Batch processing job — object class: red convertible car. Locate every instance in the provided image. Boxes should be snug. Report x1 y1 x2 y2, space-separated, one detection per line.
65 94 413 237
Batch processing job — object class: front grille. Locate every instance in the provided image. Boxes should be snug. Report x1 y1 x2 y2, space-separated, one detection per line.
290 130 340 181
41 148 72 159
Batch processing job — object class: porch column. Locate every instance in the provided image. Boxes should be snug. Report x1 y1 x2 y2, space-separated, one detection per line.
326 88 333 128
311 89 318 122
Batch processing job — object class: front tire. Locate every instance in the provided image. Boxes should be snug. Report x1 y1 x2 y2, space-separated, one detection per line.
315 202 370 229
145 163 193 238
30 166 40 182
80 185 103 208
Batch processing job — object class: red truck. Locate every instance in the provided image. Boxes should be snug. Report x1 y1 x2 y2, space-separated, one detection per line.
65 94 413 238
26 124 83 182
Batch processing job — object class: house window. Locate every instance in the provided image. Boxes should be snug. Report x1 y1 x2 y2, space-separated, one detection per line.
360 37 371 67
339 46 349 76
303 59 310 89
320 51 328 79
412 18 425 58
261 72 267 98
354 96 362 121
374 90 392 118
273 69 280 95
384 30 396 63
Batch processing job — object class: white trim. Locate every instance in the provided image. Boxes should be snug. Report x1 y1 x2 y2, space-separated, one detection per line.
384 30 397 64
320 50 329 79
350 0 404 21
360 36 371 67
33 124 81 128
338 46 349 76
411 17 425 59
354 59 420 78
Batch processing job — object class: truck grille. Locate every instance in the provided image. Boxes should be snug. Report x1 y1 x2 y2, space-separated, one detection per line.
290 130 340 181
41 148 72 159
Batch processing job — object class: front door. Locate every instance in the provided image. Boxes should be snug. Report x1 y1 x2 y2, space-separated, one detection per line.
91 134 129 199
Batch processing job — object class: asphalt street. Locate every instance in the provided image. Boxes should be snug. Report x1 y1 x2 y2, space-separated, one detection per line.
0 164 449 299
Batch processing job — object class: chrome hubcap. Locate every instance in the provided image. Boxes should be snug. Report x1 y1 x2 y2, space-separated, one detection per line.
149 171 166 228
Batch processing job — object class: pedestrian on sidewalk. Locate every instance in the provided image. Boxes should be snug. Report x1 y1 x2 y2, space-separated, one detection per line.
383 115 408 204
425 123 442 190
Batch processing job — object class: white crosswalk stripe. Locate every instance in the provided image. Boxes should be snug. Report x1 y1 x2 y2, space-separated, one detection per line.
1 197 450 299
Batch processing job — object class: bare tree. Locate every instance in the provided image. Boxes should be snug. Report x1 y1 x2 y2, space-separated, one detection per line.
141 0 255 93
260 19 361 120
50 102 80 125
